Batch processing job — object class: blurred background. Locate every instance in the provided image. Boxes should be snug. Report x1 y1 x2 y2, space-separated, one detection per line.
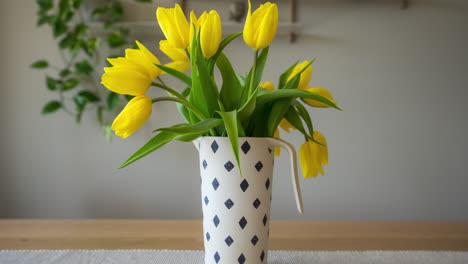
0 0 467 220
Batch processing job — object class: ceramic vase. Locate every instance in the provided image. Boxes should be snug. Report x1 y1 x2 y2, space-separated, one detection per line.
195 137 303 264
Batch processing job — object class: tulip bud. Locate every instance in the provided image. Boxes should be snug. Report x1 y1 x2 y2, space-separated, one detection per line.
243 0 279 50
111 96 153 138
287 61 312 90
156 4 190 49
303 87 337 108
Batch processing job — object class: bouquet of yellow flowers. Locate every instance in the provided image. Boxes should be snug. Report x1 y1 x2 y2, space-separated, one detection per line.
101 1 340 178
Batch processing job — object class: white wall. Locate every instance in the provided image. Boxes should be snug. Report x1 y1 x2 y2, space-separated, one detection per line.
1 0 467 220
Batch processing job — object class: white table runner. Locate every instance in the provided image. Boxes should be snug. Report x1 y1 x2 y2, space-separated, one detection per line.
1 250 467 264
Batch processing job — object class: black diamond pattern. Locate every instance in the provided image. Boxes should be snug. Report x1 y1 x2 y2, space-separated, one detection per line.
213 215 220 227
253 198 261 209
263 214 268 226
202 160 208 169
212 178 220 190
239 216 247 229
255 161 263 172
224 198 234 209
268 147 272 153
240 179 249 192
265 178 270 190
204 196 209 205
225 236 234 246
251 235 259 245
206 232 210 241
214 252 220 263
238 254 246 264
260 251 265 262
211 140 219 153
241 141 251 154
224 161 235 172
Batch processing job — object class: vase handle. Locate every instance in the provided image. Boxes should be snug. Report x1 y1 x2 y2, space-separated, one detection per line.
266 138 304 214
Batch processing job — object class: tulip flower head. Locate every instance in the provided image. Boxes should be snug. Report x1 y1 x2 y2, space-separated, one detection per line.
299 131 328 178
156 4 190 49
287 60 312 90
111 95 153 138
243 0 279 50
102 41 161 96
189 10 222 58
159 40 190 73
303 87 337 108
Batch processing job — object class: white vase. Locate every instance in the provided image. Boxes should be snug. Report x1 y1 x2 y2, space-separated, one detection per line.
195 137 303 264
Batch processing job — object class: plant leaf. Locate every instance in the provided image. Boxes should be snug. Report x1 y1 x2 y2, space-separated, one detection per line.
217 53 243 111
31 60 49 69
218 110 241 175
267 98 293 137
78 90 100 102
278 61 298 89
207 32 242 72
155 118 222 134
107 92 119 110
155 64 192 87
42 101 61 114
119 124 203 169
46 76 58 90
257 89 341 110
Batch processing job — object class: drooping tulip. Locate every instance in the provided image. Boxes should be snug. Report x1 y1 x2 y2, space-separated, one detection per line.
102 41 161 96
287 60 312 90
111 95 153 138
299 131 328 178
243 0 279 50
156 4 190 49
303 87 337 107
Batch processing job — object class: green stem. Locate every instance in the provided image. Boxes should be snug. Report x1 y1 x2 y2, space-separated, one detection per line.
248 50 259 96
152 81 185 100
152 97 216 136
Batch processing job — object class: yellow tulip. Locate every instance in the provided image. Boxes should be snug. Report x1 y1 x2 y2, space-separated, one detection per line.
299 131 328 178
102 41 161 96
303 87 337 108
287 61 312 90
279 119 295 132
243 0 278 50
273 128 281 156
111 95 153 139
259 81 275 91
200 11 222 58
189 11 222 58
159 40 190 73
156 4 190 49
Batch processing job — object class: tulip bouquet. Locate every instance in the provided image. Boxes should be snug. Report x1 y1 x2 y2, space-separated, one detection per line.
101 1 340 178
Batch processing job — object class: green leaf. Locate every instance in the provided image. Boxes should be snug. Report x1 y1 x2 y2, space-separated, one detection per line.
294 101 319 144
238 88 258 122
59 69 71 77
241 46 269 104
31 60 49 69
37 15 56 26
107 31 126 48
62 78 79 91
218 110 241 175
37 0 53 10
283 106 310 140
282 59 315 89
119 124 200 168
125 95 134 101
257 89 341 110
176 88 192 123
155 64 192 87
155 118 222 134
72 0 83 9
78 90 100 102
97 106 104 125
75 60 93 75
267 98 293 137
278 61 298 89
42 101 61 114
208 32 242 72
107 92 119 111
217 53 243 111
46 76 57 90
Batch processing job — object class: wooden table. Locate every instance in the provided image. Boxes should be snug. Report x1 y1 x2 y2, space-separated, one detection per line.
0 220 467 251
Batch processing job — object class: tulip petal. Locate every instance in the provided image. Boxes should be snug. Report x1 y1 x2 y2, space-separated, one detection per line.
111 95 153 138
303 87 337 108
101 67 151 96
